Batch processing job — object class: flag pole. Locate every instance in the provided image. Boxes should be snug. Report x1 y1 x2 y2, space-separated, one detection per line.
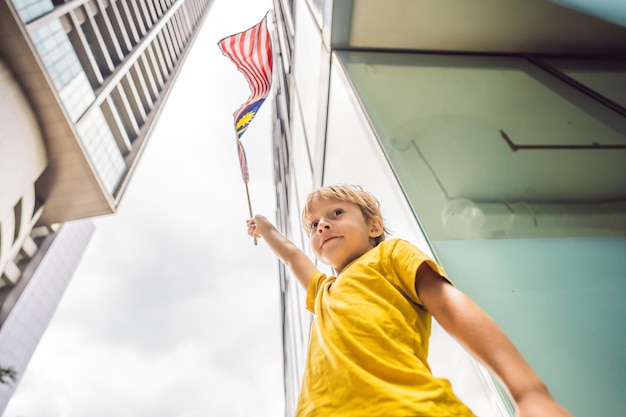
244 179 258 246
237 138 257 246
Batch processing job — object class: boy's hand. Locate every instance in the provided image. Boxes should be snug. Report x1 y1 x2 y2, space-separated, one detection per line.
246 217 260 239
246 214 271 239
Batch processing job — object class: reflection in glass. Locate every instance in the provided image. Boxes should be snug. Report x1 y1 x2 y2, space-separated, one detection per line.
293 2 324 160
338 51 626 241
542 58 626 110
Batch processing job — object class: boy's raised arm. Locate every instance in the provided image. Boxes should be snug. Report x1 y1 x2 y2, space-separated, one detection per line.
247 215 317 289
414 264 573 417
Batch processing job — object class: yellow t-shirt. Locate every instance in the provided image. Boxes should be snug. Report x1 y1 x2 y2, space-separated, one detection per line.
296 238 476 417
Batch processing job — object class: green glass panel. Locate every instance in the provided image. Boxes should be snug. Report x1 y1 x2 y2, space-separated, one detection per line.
433 237 626 417
542 58 626 109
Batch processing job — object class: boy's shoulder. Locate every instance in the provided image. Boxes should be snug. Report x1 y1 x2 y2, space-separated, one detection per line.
376 238 433 269
379 237 403 247
378 237 414 252
368 238 415 263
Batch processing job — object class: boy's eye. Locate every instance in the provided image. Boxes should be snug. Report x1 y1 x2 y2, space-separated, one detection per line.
333 209 343 216
310 221 319 230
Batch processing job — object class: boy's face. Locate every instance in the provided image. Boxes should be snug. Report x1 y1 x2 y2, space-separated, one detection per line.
307 197 382 274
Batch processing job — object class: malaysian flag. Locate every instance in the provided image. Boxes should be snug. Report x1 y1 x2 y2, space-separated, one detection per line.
218 14 273 245
218 14 273 141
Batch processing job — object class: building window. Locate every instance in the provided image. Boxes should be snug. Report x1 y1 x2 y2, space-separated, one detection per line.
11 0 54 23
76 109 127 194
29 19 95 121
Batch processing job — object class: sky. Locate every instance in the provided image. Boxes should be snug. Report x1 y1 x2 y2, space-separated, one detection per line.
3 0 285 416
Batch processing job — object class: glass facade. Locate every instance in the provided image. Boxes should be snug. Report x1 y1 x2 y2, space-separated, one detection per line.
272 1 626 417
292 2 325 161
29 20 95 122
542 58 626 109
11 0 53 23
338 51 626 242
75 108 126 193
0 220 95 412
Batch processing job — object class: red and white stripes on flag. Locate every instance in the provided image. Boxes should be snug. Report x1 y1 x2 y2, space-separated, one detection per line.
218 14 273 140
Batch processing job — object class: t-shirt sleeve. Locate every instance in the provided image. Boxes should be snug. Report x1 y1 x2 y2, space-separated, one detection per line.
389 239 449 307
305 270 327 313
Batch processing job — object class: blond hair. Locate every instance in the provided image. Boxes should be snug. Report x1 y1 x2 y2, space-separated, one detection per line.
302 184 389 245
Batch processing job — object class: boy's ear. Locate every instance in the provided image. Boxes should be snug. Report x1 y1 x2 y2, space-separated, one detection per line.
369 216 383 238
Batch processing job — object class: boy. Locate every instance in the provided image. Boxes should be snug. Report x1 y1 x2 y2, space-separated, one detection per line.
247 185 572 417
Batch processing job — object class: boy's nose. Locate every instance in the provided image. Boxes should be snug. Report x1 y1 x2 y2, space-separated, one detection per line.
317 220 331 233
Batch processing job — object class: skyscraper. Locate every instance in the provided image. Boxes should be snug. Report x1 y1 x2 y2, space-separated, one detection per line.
0 220 95 410
0 0 214 411
270 1 626 416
